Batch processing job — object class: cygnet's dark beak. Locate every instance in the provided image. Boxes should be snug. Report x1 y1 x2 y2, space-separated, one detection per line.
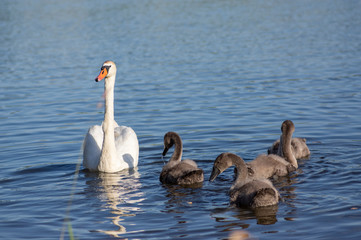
209 167 221 182
162 146 169 156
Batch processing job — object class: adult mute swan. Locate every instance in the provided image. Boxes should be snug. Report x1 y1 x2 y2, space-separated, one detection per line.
210 153 280 208
160 132 204 185
83 61 139 173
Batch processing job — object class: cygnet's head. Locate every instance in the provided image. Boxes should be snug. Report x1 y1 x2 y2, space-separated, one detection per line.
162 132 179 156
95 60 117 82
281 120 295 134
209 153 236 181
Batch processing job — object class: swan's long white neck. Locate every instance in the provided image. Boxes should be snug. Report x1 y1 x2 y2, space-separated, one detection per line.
98 74 117 172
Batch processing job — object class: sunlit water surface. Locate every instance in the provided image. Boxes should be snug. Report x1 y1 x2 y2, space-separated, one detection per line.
1 0 361 239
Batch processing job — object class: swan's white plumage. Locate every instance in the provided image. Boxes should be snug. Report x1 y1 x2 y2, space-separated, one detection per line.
82 61 139 173
83 124 139 172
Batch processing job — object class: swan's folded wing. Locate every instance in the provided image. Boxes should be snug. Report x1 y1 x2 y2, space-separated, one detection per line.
291 138 310 159
83 125 103 170
268 139 280 155
114 126 139 167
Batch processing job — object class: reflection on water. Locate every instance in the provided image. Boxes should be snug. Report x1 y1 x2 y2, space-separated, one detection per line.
211 207 252 231
162 184 203 211
211 204 278 230
253 205 278 225
85 168 145 238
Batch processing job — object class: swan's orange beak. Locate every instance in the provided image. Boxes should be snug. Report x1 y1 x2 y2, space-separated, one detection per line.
95 67 108 82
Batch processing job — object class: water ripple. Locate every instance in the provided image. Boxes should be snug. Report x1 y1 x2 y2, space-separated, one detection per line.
1 0 361 239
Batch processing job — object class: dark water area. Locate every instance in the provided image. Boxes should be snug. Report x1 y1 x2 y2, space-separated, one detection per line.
1 0 361 239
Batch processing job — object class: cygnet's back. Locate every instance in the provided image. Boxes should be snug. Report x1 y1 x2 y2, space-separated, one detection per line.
247 154 296 179
160 132 204 185
230 178 279 208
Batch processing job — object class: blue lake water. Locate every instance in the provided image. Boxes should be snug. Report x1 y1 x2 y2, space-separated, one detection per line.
1 0 361 239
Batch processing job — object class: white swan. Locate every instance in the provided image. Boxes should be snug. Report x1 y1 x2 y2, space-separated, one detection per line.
82 61 139 173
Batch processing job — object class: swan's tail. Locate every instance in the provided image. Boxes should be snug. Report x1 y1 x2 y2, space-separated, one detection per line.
178 169 204 185
251 188 279 208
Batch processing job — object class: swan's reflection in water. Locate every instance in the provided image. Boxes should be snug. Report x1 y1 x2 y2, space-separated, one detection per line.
85 168 144 238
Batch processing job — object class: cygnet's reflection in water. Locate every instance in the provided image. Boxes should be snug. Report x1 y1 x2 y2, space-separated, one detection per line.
252 205 278 225
162 183 203 210
210 204 278 230
274 170 301 222
159 183 205 238
84 168 145 238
